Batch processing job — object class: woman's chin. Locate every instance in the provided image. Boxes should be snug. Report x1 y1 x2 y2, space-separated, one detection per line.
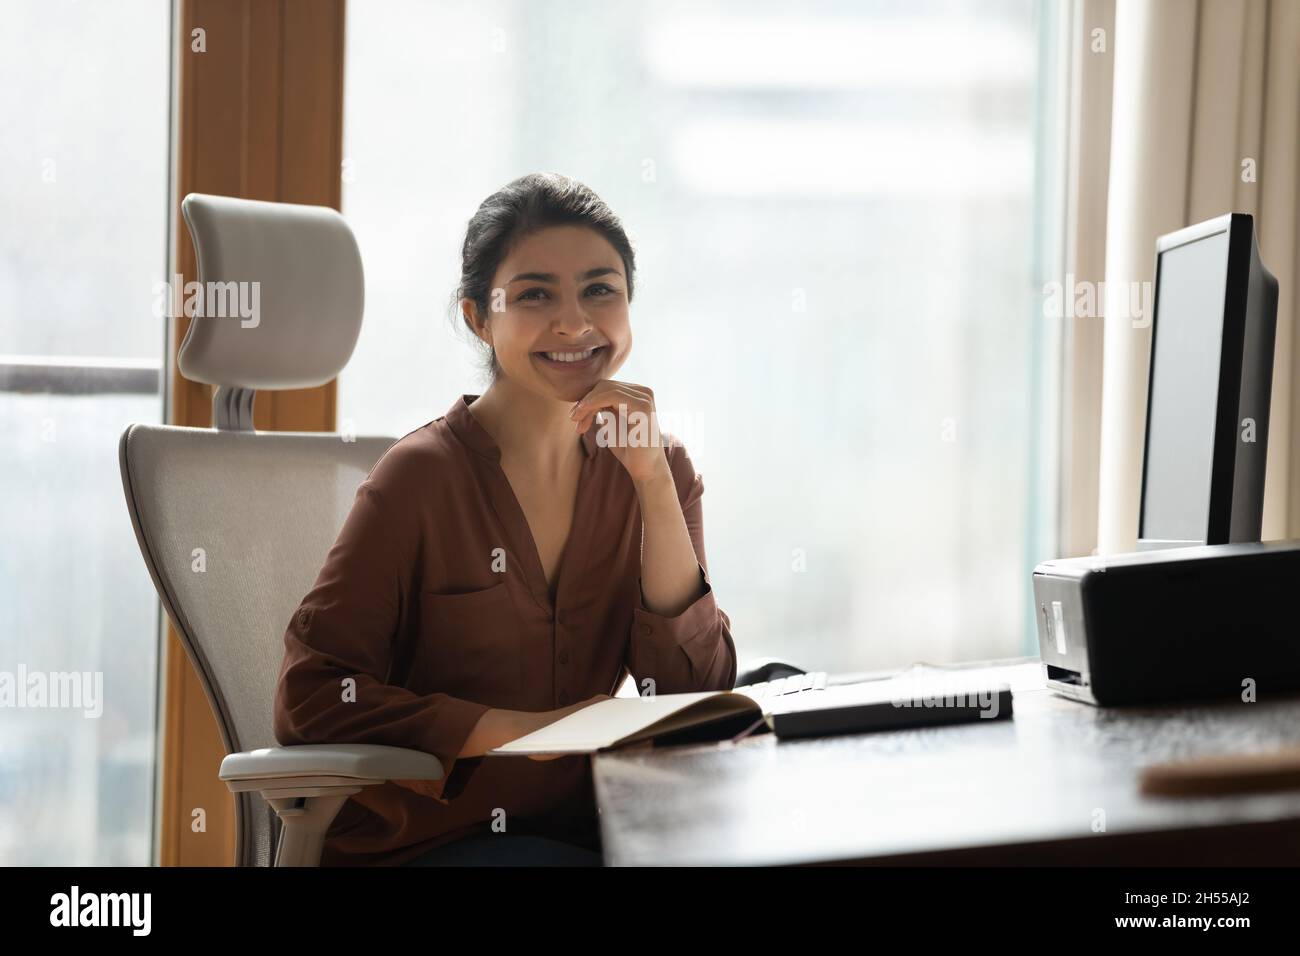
530 367 597 403
523 376 585 404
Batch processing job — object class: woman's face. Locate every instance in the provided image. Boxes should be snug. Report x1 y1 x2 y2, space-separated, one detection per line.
470 224 632 404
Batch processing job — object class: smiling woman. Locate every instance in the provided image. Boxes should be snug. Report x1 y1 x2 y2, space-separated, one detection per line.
272 172 737 866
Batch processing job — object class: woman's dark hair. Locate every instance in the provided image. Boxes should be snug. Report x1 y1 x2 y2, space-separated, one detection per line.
450 172 637 384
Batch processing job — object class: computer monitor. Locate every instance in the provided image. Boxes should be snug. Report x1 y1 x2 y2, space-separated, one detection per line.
1137 213 1278 550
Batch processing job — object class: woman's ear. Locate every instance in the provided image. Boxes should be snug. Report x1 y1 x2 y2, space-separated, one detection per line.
462 299 491 346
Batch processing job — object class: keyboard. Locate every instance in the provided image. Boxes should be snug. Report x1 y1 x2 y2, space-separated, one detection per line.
734 671 828 701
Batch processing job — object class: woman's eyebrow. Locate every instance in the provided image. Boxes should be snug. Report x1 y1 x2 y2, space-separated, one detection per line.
507 267 623 283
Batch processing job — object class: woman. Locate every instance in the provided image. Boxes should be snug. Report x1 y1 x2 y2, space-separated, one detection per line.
273 172 736 866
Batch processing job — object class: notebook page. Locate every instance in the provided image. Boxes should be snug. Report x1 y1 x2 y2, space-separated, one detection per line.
490 691 731 755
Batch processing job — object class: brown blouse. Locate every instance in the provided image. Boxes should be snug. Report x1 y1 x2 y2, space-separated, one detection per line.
272 393 737 865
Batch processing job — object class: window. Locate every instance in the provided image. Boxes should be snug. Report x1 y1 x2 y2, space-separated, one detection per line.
339 0 1063 672
0 0 172 864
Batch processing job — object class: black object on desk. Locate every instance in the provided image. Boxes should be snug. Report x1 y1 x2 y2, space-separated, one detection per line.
765 678 1013 739
1033 540 1300 706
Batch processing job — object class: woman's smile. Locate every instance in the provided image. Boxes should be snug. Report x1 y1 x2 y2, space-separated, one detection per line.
533 345 608 371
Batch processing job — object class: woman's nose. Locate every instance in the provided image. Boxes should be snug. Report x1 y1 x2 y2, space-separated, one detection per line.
553 300 593 335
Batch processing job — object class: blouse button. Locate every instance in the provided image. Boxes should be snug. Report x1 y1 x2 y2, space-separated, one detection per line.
639 623 652 636
559 650 569 665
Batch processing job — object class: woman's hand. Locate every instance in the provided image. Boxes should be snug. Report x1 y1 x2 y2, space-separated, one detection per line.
525 693 614 761
570 380 672 485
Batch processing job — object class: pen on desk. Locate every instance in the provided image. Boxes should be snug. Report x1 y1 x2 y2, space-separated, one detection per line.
1140 746 1300 796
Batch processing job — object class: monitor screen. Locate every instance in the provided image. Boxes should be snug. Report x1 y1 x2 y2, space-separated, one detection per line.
1141 229 1231 543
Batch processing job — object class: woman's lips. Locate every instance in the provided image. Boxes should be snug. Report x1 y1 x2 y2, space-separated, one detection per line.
534 346 606 370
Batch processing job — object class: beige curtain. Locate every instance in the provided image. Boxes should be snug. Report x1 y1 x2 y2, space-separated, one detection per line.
1059 0 1116 558
1095 0 1300 553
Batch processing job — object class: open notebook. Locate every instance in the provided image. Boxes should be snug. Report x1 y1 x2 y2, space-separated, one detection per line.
490 692 762 756
489 672 1017 756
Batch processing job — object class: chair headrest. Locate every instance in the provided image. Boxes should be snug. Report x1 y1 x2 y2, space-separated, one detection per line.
178 193 364 390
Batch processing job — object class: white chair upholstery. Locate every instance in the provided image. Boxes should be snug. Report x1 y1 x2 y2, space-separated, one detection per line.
118 194 443 866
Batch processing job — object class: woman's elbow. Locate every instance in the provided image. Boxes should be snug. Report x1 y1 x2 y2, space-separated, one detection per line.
272 672 325 746
271 695 306 747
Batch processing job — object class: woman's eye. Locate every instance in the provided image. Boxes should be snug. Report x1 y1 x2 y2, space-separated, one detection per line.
518 285 616 301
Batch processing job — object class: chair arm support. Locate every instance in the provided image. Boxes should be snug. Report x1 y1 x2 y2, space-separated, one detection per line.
218 744 446 866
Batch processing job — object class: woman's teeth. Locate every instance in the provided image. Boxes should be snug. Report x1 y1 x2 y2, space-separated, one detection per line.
541 347 600 363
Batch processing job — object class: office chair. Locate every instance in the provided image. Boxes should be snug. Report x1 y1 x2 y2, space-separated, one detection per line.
118 193 447 867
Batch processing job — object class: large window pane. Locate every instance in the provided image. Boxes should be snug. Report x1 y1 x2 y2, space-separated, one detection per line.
0 0 171 865
339 0 1059 672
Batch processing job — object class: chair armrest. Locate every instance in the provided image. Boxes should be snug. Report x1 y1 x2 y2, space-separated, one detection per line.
218 745 443 867
219 744 444 793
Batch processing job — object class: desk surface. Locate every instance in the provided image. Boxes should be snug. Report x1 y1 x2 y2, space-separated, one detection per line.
592 661 1300 865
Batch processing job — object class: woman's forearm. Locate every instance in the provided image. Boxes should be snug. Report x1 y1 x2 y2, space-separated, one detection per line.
635 468 707 617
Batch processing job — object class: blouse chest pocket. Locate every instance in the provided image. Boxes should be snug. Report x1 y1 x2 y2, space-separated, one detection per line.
418 581 522 705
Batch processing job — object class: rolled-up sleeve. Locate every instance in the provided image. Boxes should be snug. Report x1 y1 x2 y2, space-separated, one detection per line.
626 442 737 695
273 480 491 804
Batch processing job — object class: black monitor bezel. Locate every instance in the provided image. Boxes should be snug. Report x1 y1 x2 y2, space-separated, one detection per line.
1137 212 1254 547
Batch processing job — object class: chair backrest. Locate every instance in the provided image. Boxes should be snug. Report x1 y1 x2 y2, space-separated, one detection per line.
119 193 392 866
120 427 393 864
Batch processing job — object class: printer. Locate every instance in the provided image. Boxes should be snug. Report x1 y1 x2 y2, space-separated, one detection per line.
1032 541 1300 706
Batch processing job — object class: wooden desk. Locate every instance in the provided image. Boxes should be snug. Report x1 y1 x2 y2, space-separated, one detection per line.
592 661 1300 865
